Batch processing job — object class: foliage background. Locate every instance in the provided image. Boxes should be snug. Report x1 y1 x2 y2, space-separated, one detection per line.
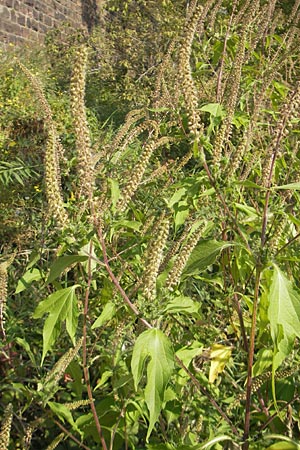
1 0 300 449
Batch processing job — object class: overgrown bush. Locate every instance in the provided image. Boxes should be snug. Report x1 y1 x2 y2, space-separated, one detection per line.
1 1 300 449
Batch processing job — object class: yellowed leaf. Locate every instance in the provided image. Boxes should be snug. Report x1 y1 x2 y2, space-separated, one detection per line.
209 344 232 383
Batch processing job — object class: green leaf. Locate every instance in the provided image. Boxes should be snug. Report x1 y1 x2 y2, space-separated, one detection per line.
146 445 178 450
164 296 200 316
33 286 80 364
79 242 97 274
236 180 263 189
176 345 203 368
47 256 88 284
113 220 142 231
167 188 186 208
266 443 300 450
94 370 113 391
147 107 169 112
48 401 81 435
182 240 233 277
268 264 300 372
48 401 74 424
232 111 249 128
267 262 300 407
174 201 189 232
131 329 174 441
273 80 289 97
234 202 259 218
146 444 176 450
91 302 116 329
15 268 44 293
15 337 37 366
264 434 300 450
252 348 273 377
108 177 120 208
272 182 300 190
199 436 234 449
199 103 225 117
192 139 199 158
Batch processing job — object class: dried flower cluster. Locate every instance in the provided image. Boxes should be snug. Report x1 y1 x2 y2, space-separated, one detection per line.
112 120 159 166
45 433 64 450
269 214 288 255
0 262 8 340
22 424 33 450
230 365 300 411
117 137 171 212
108 109 146 157
153 38 177 109
62 399 91 411
178 5 203 140
142 161 169 185
70 45 94 202
207 0 223 30
262 81 300 187
159 219 196 273
18 63 68 227
166 224 204 290
0 403 13 450
42 338 83 392
213 31 246 170
142 217 169 300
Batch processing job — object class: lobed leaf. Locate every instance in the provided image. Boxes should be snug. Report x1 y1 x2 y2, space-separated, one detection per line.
33 285 80 364
131 328 174 441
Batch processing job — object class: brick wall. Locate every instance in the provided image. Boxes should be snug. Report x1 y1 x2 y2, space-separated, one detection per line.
0 0 100 45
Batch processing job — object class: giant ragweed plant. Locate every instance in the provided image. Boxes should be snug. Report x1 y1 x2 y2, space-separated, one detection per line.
2 1 300 449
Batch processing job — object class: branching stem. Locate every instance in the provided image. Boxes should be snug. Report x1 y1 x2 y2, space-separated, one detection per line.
82 240 108 450
175 356 240 437
242 267 261 449
96 225 152 329
54 420 91 450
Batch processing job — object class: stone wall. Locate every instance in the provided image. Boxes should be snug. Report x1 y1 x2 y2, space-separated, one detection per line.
0 0 100 45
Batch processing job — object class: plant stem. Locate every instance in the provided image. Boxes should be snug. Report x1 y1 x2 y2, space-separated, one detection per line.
242 267 261 449
202 159 251 250
175 356 240 437
259 395 300 432
54 420 91 450
274 231 300 256
82 240 108 450
243 130 280 447
96 225 152 329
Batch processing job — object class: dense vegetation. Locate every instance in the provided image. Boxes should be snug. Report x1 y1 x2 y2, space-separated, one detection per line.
1 0 300 448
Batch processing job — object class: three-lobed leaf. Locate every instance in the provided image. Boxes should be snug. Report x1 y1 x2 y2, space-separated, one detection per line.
131 328 174 441
33 285 80 364
267 264 300 371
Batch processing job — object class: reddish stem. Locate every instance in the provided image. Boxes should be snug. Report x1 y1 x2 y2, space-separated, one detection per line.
82 240 108 450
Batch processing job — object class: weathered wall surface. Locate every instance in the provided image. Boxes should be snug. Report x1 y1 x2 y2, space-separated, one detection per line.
0 0 100 45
